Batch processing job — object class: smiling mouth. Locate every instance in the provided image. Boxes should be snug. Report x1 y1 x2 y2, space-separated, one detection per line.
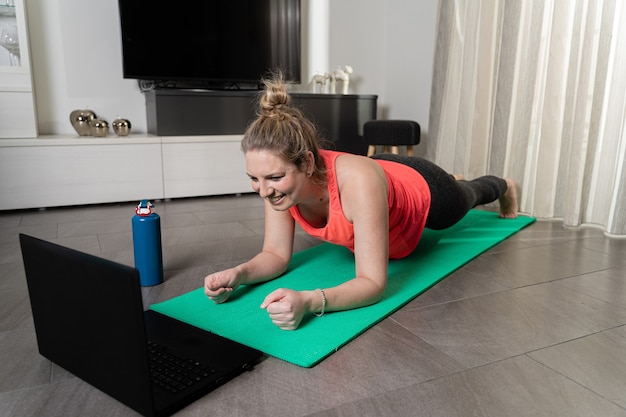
268 194 285 204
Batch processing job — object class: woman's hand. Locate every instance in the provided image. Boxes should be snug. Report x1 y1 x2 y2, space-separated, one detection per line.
260 288 311 330
204 267 242 304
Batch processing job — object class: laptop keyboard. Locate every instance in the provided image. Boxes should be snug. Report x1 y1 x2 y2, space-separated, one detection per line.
147 340 217 393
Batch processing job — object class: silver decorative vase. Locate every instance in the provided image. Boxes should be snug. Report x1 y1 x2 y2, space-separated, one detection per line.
69 109 97 136
89 119 109 137
112 118 131 136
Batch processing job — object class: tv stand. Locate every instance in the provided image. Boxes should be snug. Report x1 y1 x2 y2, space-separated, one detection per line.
144 89 378 155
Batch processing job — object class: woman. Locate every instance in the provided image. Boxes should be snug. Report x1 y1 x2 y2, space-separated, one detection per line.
204 74 518 330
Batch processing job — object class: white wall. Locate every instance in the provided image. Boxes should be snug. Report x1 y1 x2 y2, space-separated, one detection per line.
327 0 437 155
327 0 387 99
384 0 438 126
26 0 145 135
24 0 437 143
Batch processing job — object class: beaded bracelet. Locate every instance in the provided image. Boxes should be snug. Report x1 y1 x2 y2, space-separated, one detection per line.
314 288 326 317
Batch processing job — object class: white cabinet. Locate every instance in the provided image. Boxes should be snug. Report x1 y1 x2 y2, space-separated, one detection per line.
0 135 250 210
161 136 249 199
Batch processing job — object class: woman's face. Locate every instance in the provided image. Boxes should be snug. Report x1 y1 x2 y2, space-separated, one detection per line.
245 150 311 211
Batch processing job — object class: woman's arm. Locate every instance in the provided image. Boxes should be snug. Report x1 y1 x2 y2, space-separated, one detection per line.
204 200 295 302
237 201 296 282
262 155 390 329
317 154 390 309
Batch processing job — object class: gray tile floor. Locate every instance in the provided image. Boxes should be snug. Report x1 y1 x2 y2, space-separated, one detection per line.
2 193 626 417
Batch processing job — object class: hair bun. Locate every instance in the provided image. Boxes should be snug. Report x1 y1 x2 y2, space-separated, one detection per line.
259 73 291 117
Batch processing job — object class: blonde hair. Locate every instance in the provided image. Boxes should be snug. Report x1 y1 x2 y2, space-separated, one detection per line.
241 72 327 187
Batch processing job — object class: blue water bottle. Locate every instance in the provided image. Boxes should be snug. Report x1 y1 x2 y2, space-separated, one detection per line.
132 200 164 286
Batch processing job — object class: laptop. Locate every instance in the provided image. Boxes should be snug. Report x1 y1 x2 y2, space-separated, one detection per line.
19 233 263 417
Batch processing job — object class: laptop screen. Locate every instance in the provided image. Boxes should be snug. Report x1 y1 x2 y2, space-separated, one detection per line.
20 234 155 416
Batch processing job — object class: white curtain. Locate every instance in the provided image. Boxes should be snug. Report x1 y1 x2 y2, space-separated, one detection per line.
428 0 626 236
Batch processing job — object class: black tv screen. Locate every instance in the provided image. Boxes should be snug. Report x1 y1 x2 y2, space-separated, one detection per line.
117 0 301 86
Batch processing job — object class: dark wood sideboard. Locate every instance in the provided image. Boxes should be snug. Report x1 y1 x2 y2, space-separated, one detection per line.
145 89 378 155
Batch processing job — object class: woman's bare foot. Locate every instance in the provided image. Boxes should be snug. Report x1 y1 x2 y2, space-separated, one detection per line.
499 178 518 218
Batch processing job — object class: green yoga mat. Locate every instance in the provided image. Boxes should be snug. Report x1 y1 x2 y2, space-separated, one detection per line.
151 210 535 367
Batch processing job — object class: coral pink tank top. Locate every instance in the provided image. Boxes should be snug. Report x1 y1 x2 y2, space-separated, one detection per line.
289 150 431 259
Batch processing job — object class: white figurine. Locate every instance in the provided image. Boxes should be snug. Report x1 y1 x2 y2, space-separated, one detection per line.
330 65 353 94
311 72 330 93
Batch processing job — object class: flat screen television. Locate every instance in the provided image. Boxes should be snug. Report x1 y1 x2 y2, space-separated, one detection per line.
117 0 301 89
